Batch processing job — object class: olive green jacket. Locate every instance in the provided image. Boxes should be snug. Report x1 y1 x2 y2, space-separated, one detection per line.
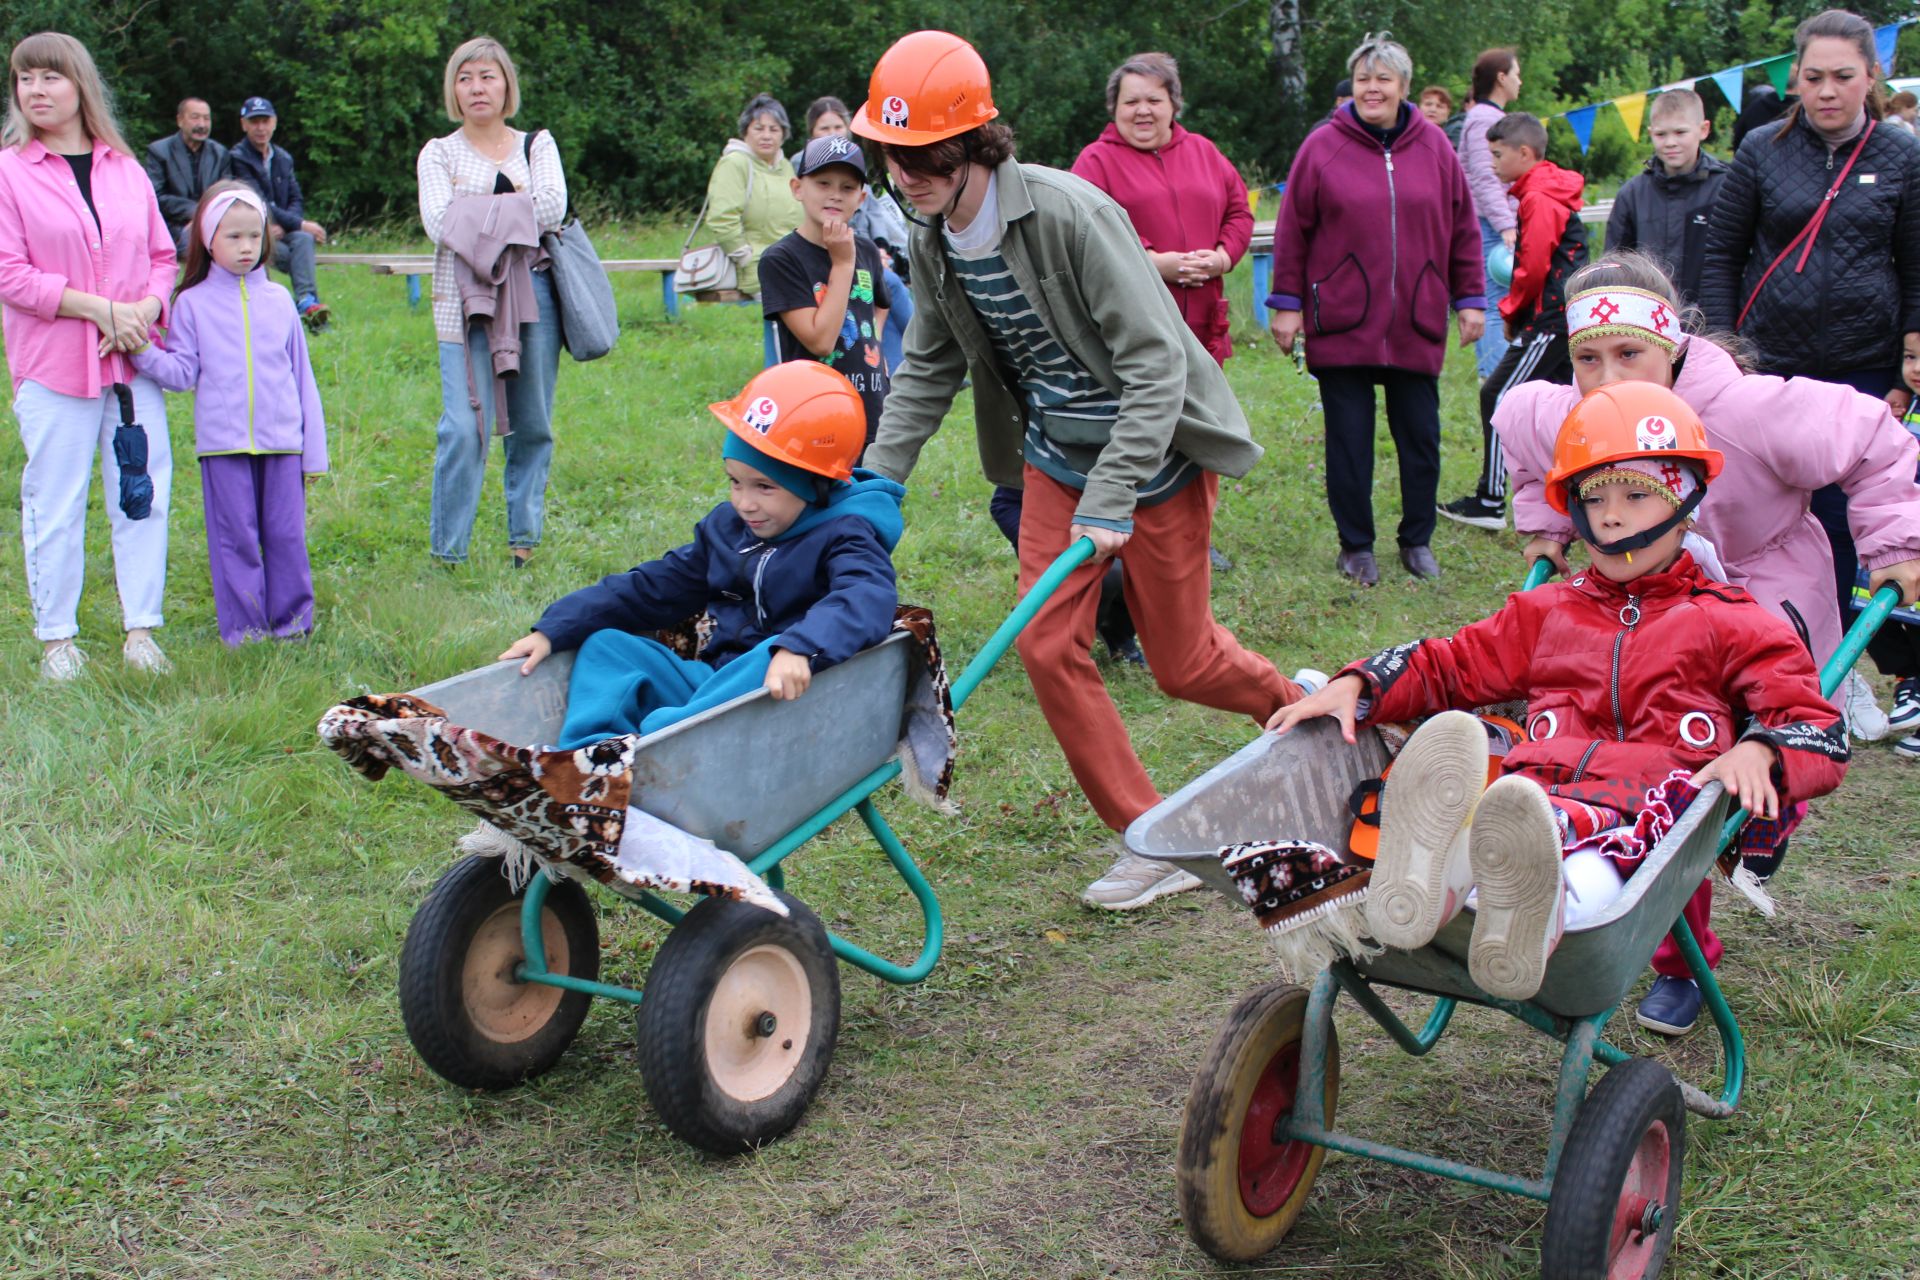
866 158 1260 525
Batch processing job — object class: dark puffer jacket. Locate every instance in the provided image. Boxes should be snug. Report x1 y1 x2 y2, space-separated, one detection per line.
1701 113 1920 377
1605 152 1730 306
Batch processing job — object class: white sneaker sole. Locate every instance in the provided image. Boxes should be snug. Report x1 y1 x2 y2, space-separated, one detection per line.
1467 777 1564 1001
1365 711 1486 950
1635 1006 1700 1036
1438 508 1506 532
1080 866 1202 911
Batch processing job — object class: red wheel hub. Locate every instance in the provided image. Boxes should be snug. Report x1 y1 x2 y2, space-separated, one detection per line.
1238 1043 1315 1217
1606 1118 1672 1278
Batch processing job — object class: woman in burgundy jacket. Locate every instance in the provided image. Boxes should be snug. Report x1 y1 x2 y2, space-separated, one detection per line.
1070 52 1253 366
1268 33 1486 585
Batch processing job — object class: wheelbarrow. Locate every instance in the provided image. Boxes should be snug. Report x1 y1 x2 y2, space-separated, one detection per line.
394 539 1094 1154
1126 564 1899 1277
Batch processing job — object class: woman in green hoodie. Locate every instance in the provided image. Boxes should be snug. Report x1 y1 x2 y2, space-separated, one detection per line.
701 94 803 297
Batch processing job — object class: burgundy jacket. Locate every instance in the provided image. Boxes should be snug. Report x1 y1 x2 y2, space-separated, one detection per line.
1267 104 1485 377
1071 123 1253 363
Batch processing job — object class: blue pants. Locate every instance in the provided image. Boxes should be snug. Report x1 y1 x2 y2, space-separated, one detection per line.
1475 217 1513 379
882 267 913 374
430 269 560 562
556 630 781 748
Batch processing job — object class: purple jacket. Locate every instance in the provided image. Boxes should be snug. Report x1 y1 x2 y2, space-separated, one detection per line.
1457 100 1515 233
1267 104 1485 377
133 264 327 471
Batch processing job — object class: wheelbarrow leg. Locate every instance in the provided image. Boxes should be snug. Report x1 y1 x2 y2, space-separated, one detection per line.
1543 1010 1610 1182
1667 913 1744 1116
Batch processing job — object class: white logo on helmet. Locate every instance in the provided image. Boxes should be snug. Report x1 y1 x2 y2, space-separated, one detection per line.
1635 414 1678 450
742 396 779 434
881 95 909 128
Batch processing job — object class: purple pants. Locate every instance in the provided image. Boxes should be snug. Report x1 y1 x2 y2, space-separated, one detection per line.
201 453 313 646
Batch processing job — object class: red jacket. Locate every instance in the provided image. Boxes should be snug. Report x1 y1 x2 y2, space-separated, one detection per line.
1499 159 1589 333
1340 553 1848 812
1070 123 1253 363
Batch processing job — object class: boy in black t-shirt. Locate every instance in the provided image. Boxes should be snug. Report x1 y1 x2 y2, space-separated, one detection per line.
760 135 892 446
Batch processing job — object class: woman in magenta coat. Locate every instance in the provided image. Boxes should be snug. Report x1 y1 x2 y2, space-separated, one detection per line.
1070 52 1252 366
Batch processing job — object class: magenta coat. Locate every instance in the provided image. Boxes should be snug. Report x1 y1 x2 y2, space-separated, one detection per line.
1495 335 1920 664
1070 122 1253 363
1267 105 1485 377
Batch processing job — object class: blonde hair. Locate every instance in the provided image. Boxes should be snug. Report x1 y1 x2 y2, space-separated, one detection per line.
443 36 520 123
5 32 131 154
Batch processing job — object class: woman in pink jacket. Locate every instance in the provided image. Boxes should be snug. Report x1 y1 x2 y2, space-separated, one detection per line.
0 33 177 680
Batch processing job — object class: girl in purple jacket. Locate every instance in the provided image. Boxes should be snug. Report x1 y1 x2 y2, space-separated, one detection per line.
134 181 328 645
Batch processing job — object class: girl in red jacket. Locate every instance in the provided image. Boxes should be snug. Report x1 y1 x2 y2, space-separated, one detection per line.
1270 383 1848 1013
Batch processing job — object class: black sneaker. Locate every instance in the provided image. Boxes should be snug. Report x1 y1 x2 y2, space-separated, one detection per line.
1438 495 1506 531
1888 677 1920 733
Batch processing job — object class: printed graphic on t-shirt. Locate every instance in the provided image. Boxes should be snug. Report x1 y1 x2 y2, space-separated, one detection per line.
760 231 892 444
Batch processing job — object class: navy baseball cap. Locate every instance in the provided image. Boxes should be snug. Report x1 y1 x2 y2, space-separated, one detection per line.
796 135 866 178
240 96 276 119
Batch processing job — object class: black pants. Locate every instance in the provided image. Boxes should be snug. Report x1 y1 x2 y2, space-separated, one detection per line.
1317 366 1441 551
1476 331 1572 503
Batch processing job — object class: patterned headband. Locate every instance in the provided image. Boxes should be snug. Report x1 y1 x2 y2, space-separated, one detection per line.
1566 286 1682 353
200 187 268 249
1576 456 1703 509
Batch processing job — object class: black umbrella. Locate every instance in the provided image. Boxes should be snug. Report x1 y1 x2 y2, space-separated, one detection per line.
112 383 153 521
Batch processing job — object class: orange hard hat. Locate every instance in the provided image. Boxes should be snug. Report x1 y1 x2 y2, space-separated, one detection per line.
709 362 865 482
850 30 999 147
1544 383 1724 514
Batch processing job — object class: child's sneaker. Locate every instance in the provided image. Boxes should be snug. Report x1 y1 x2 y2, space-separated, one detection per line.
1291 668 1329 697
1888 677 1920 733
39 640 88 682
1364 710 1486 949
1438 495 1506 531
1840 671 1890 741
1465 775 1565 1001
299 296 331 332
1895 732 1920 760
1636 975 1702 1036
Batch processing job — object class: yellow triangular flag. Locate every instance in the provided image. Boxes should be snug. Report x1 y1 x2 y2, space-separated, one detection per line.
1247 185 1260 213
1613 92 1648 141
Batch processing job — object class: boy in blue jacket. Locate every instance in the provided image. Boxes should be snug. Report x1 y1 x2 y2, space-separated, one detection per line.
501 363 903 745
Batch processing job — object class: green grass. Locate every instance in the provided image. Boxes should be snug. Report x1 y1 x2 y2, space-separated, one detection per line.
2 217 1916 1279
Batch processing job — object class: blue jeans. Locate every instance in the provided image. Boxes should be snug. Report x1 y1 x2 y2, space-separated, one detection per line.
1475 217 1513 378
882 267 913 374
430 269 560 562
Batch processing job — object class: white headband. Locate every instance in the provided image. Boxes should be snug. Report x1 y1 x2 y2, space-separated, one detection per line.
200 187 268 248
1576 456 1703 508
1566 286 1682 353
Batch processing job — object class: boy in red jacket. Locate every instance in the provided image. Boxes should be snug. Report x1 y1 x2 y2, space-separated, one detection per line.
1274 383 1847 1017
1442 112 1590 531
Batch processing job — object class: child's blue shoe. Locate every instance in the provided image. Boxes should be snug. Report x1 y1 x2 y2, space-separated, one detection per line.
1636 975 1701 1036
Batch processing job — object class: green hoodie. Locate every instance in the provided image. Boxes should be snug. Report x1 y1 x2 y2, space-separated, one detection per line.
703 139 802 296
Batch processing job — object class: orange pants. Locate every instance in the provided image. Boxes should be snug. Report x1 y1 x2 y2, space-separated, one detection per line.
1015 465 1302 831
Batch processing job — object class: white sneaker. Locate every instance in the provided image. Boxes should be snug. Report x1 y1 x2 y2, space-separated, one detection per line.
1465 776 1566 1001
1291 667 1329 696
40 641 88 682
1840 671 1890 742
1081 850 1201 911
123 632 173 674
1365 711 1487 949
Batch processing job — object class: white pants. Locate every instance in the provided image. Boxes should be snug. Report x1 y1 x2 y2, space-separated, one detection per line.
15 378 171 641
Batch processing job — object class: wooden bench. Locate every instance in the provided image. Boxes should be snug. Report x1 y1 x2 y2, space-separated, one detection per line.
316 253 689 319
1244 198 1616 326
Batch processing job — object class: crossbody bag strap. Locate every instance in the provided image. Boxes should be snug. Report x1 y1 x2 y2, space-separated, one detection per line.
522 128 573 224
1737 118 1877 331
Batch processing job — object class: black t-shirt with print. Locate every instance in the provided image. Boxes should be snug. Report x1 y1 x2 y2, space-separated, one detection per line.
759 230 892 445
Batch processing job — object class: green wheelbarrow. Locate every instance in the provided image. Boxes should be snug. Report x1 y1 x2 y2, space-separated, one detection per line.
393 539 1095 1154
1126 565 1900 1277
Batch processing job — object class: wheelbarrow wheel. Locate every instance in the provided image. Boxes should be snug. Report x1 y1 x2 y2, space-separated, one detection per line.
1540 1057 1685 1280
1176 981 1338 1263
636 890 839 1154
399 855 599 1090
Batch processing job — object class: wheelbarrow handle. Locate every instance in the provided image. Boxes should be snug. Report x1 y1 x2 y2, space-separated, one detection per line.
1522 556 1555 591
949 536 1097 712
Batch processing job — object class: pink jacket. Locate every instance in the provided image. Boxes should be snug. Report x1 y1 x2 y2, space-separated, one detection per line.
0 139 176 398
1495 335 1920 662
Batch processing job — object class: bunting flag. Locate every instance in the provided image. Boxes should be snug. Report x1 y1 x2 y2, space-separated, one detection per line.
1613 92 1648 142
1763 54 1794 96
1710 68 1746 110
1248 186 1260 214
1566 104 1599 154
1876 22 1899 76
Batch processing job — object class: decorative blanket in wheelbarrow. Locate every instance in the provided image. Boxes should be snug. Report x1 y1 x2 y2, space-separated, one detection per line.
317 607 956 913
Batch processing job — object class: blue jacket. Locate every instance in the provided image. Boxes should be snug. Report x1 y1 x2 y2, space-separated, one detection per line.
229 141 306 234
534 471 905 667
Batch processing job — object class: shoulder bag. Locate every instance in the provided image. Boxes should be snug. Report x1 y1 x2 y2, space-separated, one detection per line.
526 130 619 362
674 152 755 294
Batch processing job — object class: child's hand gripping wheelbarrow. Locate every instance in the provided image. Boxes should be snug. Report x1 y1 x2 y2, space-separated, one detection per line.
323 539 1094 1155
1125 562 1900 1277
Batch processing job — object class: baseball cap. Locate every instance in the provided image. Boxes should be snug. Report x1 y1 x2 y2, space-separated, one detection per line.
240 96 276 119
795 134 866 179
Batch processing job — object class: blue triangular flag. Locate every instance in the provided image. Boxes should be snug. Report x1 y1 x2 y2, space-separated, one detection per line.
1566 105 1597 154
1710 68 1745 111
1876 23 1899 76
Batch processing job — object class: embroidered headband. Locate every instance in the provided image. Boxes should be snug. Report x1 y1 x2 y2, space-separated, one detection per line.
1576 456 1703 510
1566 286 1682 353
199 187 268 248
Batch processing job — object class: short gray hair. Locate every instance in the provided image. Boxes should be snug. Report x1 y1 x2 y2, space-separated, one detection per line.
1105 52 1182 115
738 93 789 139
1347 31 1413 90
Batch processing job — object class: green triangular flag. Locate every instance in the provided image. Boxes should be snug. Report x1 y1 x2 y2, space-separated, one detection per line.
1763 54 1794 96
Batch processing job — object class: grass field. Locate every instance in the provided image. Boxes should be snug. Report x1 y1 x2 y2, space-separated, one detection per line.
3 218 1916 1279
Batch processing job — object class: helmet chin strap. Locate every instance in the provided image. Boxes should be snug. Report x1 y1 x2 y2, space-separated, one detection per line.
1571 487 1705 559
881 134 974 230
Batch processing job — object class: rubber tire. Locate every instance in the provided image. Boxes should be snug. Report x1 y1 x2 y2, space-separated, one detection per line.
1176 982 1338 1263
1541 1057 1686 1280
399 855 599 1090
636 891 839 1154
